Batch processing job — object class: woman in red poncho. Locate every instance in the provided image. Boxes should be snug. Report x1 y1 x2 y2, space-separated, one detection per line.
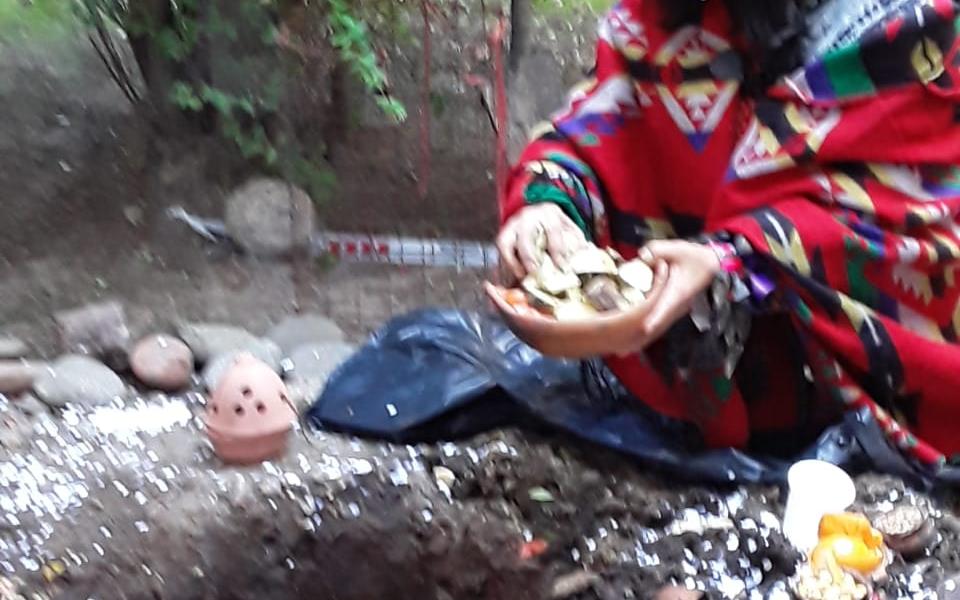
497 0 960 471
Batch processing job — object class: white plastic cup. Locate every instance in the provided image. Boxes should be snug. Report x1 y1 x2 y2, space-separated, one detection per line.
782 460 857 552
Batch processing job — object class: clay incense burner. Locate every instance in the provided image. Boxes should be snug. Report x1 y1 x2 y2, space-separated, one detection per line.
203 354 296 465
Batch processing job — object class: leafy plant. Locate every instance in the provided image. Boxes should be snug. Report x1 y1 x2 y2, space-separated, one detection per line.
73 0 409 202
327 0 406 122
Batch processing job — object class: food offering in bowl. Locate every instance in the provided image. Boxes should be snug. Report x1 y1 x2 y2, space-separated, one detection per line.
791 563 872 600
486 241 666 359
871 505 935 558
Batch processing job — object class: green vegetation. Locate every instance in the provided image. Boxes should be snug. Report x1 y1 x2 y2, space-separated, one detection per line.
65 0 404 201
328 0 406 122
1 0 604 200
0 0 75 36
532 0 612 16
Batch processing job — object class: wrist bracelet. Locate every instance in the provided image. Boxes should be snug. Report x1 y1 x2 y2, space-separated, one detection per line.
707 240 743 275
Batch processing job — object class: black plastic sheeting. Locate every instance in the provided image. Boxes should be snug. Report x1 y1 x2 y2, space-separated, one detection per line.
308 309 960 489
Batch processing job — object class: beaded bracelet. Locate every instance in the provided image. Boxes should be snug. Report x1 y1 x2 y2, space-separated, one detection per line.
707 239 743 275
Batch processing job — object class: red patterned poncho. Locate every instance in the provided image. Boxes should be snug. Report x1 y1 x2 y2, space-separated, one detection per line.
502 0 960 470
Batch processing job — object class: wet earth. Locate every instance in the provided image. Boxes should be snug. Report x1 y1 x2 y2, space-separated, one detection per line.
1 393 958 600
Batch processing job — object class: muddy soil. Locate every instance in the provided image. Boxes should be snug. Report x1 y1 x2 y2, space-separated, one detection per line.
2 397 959 600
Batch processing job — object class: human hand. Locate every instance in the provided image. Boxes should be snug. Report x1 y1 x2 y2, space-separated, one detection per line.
631 240 721 350
496 204 589 284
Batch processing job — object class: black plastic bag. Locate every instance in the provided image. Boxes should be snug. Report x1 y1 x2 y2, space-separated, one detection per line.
309 309 959 489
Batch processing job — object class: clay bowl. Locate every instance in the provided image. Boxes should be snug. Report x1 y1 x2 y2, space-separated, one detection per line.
873 506 936 558
485 260 668 359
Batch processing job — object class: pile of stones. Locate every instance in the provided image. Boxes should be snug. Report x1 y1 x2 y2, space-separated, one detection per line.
0 300 354 449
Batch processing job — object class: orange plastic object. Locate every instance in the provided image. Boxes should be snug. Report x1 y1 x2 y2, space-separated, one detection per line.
811 513 885 577
503 289 528 307
203 354 296 464
519 539 548 560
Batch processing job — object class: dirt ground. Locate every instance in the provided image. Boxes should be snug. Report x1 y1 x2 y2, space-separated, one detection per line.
0 21 496 357
2 400 959 600
2 12 959 600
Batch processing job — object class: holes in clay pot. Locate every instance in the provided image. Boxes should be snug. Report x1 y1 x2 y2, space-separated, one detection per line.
234 405 245 416
211 404 220 414
256 402 266 414
241 386 253 398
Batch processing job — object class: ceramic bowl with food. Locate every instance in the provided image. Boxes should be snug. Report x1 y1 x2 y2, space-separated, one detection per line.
486 243 667 359
872 505 936 558
791 563 873 600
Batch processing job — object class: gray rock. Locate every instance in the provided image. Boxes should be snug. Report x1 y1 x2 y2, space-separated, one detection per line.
267 314 345 355
201 339 282 391
0 336 29 359
33 355 126 408
176 323 260 364
0 361 40 396
286 342 356 382
224 178 315 257
54 300 131 369
282 342 356 409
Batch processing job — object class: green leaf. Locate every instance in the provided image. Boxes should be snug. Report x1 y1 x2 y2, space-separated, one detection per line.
236 98 256 116
169 81 203 112
528 487 555 503
264 145 278 165
200 85 234 115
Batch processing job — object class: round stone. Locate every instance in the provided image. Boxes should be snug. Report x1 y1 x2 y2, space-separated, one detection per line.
34 355 126 408
129 334 194 391
224 178 315 257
